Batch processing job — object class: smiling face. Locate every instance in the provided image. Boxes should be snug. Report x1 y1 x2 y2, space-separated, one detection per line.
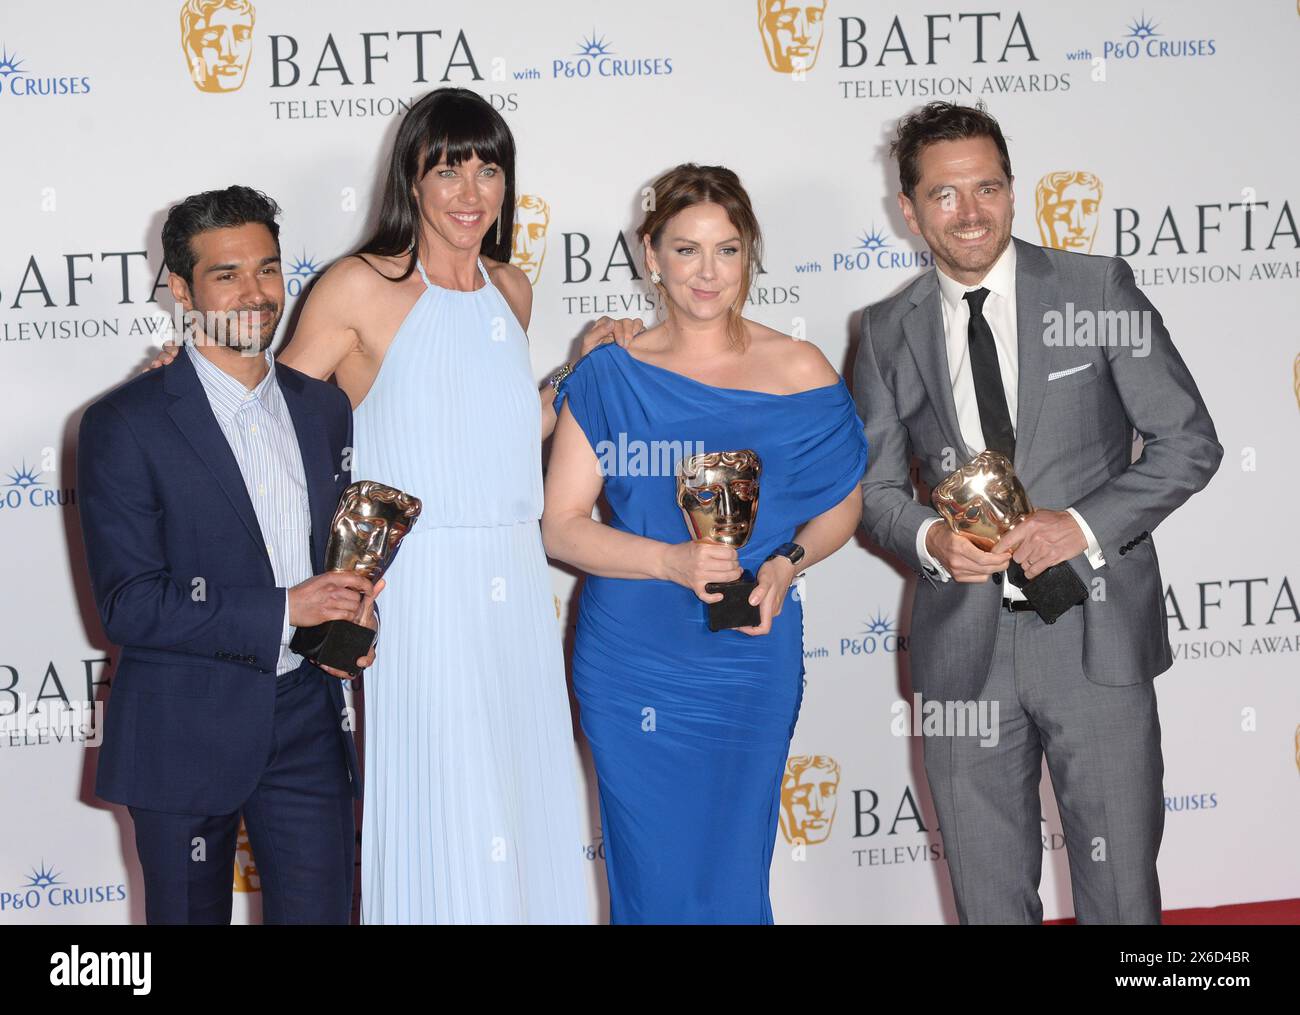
168 222 283 353
412 150 506 258
644 202 747 328
898 136 1015 286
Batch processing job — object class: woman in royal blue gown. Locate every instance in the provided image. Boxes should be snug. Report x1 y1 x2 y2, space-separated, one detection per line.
542 165 869 923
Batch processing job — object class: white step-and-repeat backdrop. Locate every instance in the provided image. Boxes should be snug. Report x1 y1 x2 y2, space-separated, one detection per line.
2 0 1297 924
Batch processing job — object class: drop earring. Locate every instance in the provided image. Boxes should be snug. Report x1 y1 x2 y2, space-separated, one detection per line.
495 215 502 245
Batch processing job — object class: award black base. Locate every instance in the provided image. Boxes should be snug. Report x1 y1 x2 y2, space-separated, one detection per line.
1008 560 1088 625
704 569 760 632
290 620 376 677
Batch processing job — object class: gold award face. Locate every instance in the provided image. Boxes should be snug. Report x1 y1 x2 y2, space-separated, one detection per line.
1035 171 1103 253
677 450 761 548
931 450 1032 551
180 0 255 93
325 481 423 581
758 0 827 74
512 194 550 285
780 755 840 845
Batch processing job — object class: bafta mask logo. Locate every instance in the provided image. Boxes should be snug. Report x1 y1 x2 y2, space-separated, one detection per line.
180 0 256 93
232 820 260 893
780 754 840 845
1035 171 1103 253
512 194 550 285
758 0 827 74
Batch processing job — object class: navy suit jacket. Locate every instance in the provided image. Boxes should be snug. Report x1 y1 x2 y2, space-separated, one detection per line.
77 350 361 814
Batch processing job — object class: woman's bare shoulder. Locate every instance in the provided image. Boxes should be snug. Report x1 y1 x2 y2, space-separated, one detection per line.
483 256 530 295
746 320 840 390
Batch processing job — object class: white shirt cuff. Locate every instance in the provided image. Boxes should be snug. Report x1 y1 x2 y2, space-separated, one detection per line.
281 588 294 647
1067 507 1106 568
916 517 952 582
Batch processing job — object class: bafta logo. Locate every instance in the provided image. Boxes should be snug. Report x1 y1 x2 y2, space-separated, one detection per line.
512 194 550 285
758 0 827 74
232 820 260 893
1035 171 1103 253
779 754 840 845
180 0 255 93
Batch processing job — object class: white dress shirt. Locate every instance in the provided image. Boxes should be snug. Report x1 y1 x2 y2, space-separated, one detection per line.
187 342 313 673
915 241 1105 597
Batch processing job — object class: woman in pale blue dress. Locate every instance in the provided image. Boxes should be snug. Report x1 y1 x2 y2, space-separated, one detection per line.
273 89 632 921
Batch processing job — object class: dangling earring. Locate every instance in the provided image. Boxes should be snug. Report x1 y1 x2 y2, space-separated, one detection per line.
495 215 502 246
650 270 662 285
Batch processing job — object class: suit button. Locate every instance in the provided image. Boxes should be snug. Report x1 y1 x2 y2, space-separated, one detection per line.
992 572 1003 585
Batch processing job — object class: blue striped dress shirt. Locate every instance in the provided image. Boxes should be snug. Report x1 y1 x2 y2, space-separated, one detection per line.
186 342 313 676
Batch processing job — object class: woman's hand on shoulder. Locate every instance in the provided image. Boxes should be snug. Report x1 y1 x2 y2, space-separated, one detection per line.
580 315 645 359
142 338 180 372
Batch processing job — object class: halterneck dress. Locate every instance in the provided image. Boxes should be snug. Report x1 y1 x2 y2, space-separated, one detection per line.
353 258 587 923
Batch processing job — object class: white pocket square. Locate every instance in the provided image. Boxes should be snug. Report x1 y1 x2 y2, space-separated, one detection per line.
1047 363 1092 381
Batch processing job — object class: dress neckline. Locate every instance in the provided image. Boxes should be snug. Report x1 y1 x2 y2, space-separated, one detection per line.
612 343 842 399
415 257 492 294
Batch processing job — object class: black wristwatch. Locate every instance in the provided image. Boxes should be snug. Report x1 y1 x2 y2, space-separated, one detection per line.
765 542 805 568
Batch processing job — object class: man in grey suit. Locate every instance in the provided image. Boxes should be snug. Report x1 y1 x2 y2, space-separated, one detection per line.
852 102 1222 924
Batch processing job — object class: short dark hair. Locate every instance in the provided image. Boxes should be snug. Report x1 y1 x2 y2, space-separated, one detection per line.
890 101 1013 199
161 185 282 287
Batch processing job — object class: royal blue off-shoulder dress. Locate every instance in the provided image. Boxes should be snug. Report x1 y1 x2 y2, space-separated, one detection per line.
554 342 868 923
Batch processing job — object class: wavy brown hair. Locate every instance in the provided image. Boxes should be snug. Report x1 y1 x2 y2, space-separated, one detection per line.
638 164 763 350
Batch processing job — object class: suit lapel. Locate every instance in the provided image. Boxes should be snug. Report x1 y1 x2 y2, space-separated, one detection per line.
902 275 966 457
277 363 337 573
1012 238 1058 474
164 351 270 571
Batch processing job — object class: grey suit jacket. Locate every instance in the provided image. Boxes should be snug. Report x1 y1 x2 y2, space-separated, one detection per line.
852 236 1222 703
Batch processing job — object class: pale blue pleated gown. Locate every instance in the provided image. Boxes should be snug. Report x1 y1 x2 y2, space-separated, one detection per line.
353 257 587 923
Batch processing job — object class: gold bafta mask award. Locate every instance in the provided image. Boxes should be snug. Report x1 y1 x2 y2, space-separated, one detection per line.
931 450 1087 624
677 450 762 632
290 480 422 676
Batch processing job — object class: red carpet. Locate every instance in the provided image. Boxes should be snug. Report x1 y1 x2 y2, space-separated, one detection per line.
1046 898 1300 925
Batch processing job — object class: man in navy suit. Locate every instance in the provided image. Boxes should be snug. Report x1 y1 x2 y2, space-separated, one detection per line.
78 186 378 924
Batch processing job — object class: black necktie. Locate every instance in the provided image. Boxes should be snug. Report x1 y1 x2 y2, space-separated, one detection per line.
963 287 1016 460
